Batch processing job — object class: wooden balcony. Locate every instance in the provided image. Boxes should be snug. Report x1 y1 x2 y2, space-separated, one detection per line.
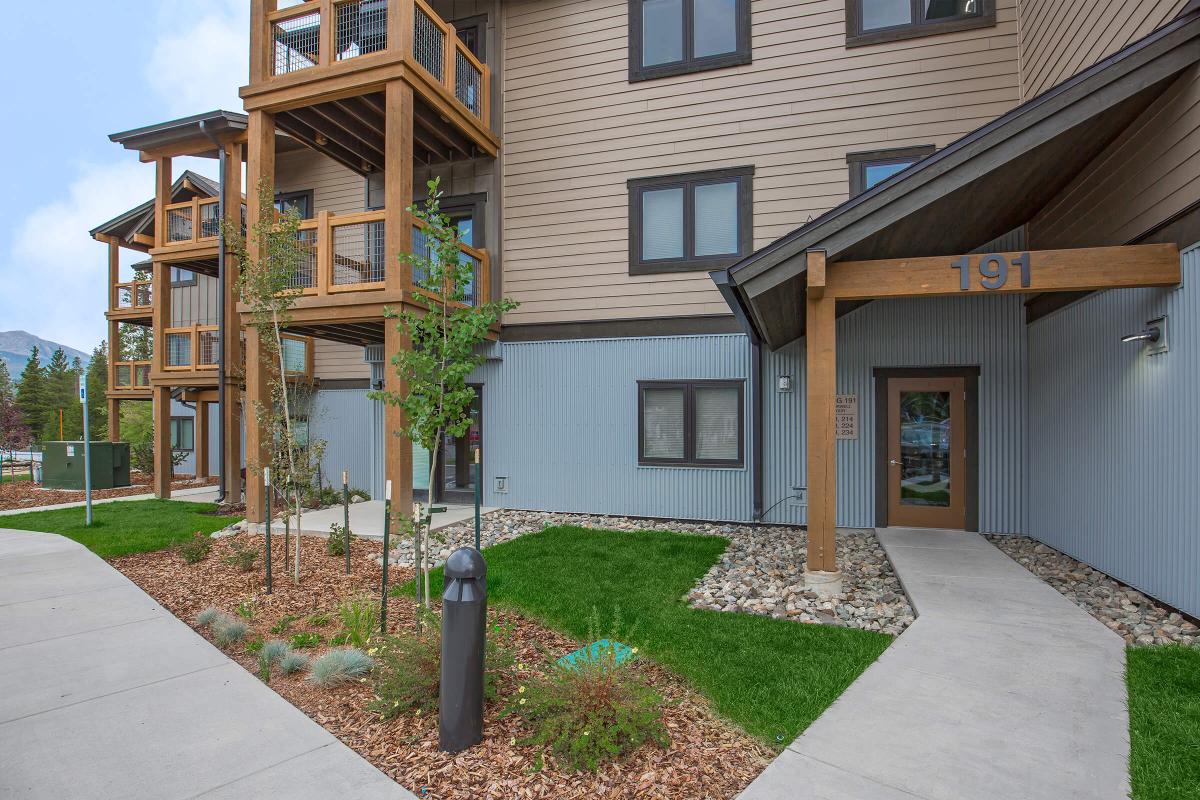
164 325 221 372
107 279 154 323
110 361 152 396
163 197 221 247
243 0 497 158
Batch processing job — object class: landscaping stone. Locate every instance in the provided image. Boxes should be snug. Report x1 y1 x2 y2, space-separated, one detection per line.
376 510 916 636
986 535 1200 646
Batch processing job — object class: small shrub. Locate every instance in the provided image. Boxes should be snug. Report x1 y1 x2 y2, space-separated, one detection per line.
213 617 249 648
326 522 354 557
245 636 265 654
335 594 378 649
235 600 256 620
262 639 291 663
289 632 322 649
271 614 299 634
225 544 258 573
309 648 374 686
196 606 222 628
307 612 331 627
503 641 667 772
178 532 212 564
350 488 370 502
279 651 310 675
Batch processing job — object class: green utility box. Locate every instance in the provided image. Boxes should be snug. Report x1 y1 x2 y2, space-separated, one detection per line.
41 442 131 490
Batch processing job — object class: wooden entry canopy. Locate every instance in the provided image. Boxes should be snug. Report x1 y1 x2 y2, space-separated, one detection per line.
710 8 1200 583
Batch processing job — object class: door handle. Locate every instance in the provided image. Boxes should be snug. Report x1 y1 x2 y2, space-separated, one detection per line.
888 459 902 466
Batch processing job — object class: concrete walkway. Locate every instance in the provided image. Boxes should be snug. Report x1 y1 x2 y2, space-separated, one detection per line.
741 528 1129 800
0 528 414 799
0 484 221 517
275 500 499 538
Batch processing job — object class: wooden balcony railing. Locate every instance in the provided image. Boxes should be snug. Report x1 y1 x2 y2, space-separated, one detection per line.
263 0 490 125
164 197 221 246
164 325 220 371
112 360 151 390
114 280 153 311
412 220 489 307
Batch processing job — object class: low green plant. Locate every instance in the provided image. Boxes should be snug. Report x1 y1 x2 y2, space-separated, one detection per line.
349 488 370 502
225 544 258 573
196 606 222 628
236 599 256 620
213 617 250 648
271 614 300 634
178 531 212 564
310 648 374 686
289 631 322 649
502 614 667 772
307 612 331 627
334 594 378 649
326 522 353 557
245 636 265 654
279 650 310 675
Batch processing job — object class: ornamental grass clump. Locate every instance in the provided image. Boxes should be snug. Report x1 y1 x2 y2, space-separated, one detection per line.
504 641 669 773
196 606 222 628
279 650 310 675
213 616 249 648
332 593 378 649
309 648 374 686
258 639 292 682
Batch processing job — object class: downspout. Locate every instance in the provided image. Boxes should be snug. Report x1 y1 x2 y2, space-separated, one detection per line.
710 270 764 522
201 120 227 503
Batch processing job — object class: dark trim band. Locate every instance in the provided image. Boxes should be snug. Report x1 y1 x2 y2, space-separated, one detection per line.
501 315 743 342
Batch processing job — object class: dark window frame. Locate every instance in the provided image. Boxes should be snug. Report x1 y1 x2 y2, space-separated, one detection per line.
628 0 752 82
846 0 996 48
169 416 195 452
452 13 487 62
637 379 745 467
274 189 314 220
847 145 936 196
628 166 753 275
170 266 198 288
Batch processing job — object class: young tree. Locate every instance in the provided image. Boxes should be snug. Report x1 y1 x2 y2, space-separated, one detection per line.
225 181 327 584
372 178 517 607
85 342 109 439
15 347 47 444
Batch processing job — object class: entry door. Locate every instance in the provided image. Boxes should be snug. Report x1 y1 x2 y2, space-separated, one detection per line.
886 377 966 529
433 386 482 504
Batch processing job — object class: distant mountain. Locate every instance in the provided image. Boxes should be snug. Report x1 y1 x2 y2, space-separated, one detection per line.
0 331 90 376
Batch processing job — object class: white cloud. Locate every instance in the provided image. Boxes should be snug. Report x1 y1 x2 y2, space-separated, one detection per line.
146 0 250 117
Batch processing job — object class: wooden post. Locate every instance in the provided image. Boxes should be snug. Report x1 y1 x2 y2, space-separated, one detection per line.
152 385 172 498
319 0 334 66
107 237 120 310
222 141 244 503
383 79 415 514
244 111 276 524
804 250 841 594
107 316 121 443
250 0 276 83
108 398 120 443
444 23 457 95
195 401 210 480
154 158 171 248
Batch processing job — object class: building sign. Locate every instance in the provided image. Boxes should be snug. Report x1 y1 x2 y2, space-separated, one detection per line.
835 394 858 440
951 252 1032 291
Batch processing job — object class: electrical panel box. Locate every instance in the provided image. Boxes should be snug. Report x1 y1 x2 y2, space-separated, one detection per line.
41 442 131 490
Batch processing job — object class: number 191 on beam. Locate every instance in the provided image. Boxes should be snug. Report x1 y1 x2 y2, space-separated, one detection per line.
951 252 1031 291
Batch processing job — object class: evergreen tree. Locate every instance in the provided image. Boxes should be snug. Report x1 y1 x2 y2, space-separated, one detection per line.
0 361 30 454
15 347 47 443
86 342 108 439
40 349 82 442
0 360 13 404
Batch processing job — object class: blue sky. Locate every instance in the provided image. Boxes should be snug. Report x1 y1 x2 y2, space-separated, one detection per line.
0 1 250 354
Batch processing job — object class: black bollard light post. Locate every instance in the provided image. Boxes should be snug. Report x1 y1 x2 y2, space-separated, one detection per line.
342 469 351 575
264 468 273 594
439 547 487 753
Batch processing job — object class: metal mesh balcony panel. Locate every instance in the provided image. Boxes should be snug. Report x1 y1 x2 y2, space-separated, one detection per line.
167 207 192 242
289 229 318 289
273 11 321 75
332 221 386 285
336 0 388 61
455 49 482 117
413 6 444 80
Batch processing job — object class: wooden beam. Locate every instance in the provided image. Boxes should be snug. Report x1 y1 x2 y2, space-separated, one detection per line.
806 249 826 299
132 233 155 248
805 250 837 576
222 140 244 504
195 401 210 480
825 244 1181 301
152 386 172 498
107 238 120 311
274 112 375 176
288 106 386 171
244 110 275 524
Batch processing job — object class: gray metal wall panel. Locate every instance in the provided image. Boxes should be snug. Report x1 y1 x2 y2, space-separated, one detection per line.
309 389 376 495
1028 245 1200 618
761 293 1028 532
471 335 754 520
169 399 195 476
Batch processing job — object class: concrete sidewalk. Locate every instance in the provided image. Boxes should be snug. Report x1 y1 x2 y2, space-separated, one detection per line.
0 484 221 517
740 527 1129 800
0 528 413 800
272 500 499 538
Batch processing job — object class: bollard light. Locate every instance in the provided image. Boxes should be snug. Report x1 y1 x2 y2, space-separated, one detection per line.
439 547 487 753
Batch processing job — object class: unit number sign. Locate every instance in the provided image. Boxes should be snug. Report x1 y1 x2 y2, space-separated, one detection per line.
951 252 1032 291
835 395 858 440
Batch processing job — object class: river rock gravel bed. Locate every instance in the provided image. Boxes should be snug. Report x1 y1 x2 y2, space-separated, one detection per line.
986 535 1200 646
379 509 915 636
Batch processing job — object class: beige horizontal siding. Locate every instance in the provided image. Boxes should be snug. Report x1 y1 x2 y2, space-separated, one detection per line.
500 0 1021 325
275 149 365 217
1031 67 1200 249
313 339 370 380
1018 0 1186 100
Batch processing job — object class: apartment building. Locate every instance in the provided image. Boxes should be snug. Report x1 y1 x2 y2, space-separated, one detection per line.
93 0 1200 617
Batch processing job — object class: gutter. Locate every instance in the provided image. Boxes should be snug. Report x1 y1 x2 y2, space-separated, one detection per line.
710 269 764 522
200 120 227 504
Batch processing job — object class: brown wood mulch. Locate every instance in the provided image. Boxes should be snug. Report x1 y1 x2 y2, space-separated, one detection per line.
0 476 218 511
111 534 772 800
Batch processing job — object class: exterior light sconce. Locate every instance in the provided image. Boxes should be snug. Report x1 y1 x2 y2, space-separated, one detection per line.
777 375 793 392
1121 316 1168 355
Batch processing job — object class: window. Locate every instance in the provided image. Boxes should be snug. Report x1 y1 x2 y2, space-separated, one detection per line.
847 146 935 197
282 337 308 374
638 380 744 466
452 14 486 61
629 0 750 81
170 417 194 452
274 190 313 219
846 0 994 46
628 166 753 275
170 266 197 287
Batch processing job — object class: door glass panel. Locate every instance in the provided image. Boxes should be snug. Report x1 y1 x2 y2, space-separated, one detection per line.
899 391 951 507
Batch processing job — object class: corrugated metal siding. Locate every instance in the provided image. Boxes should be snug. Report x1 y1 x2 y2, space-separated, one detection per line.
309 389 377 495
1028 245 1200 618
471 334 754 519
762 294 1028 532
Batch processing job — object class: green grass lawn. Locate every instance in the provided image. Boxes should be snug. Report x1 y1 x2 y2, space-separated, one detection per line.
419 525 891 746
0 499 233 559
1128 645 1200 800
0 473 31 483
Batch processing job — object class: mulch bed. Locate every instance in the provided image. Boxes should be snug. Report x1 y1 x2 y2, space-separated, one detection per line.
112 533 771 799
0 476 218 511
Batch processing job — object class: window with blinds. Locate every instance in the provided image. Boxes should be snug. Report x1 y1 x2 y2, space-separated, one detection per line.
638 380 743 466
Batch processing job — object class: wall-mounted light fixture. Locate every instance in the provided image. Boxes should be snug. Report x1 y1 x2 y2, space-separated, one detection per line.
1121 316 1168 355
777 375 793 392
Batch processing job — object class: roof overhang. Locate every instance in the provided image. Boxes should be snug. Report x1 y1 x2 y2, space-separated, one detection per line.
109 110 249 160
88 170 221 243
716 7 1200 349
